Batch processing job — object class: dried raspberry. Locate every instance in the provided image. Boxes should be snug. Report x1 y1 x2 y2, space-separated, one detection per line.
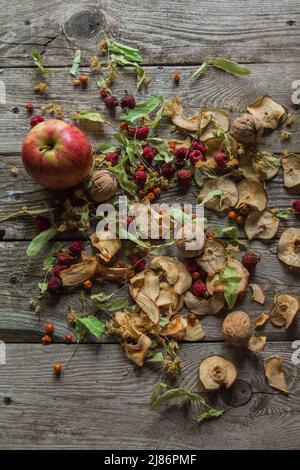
104 95 119 109
292 200 300 214
105 152 119 166
161 162 176 177
214 151 229 166
131 253 146 272
188 149 205 164
47 276 62 293
30 115 45 128
242 252 260 271
174 146 188 161
191 279 206 297
183 259 199 273
191 140 206 153
35 215 50 232
120 92 136 110
142 146 157 163
52 264 68 277
176 168 194 186
135 126 150 140
69 240 85 255
56 251 74 265
138 189 148 199
133 170 147 186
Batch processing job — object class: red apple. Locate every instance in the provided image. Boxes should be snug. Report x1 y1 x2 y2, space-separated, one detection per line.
21 119 93 189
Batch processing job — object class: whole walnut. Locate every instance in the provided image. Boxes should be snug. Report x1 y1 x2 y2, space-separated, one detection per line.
231 113 264 144
89 170 117 203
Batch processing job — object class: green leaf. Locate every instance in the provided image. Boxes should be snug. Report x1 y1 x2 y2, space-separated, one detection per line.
110 155 138 196
152 142 174 163
26 227 57 257
212 226 247 247
159 316 170 328
276 209 294 220
119 96 164 123
150 386 205 410
261 153 281 168
71 110 106 123
191 62 209 80
38 282 48 295
96 144 119 154
76 316 105 340
150 240 175 255
80 206 90 227
209 58 251 76
201 189 225 206
196 408 225 424
215 265 241 309
111 54 137 67
43 241 63 268
70 49 81 77
147 352 164 364
32 51 55 74
194 167 204 187
91 292 128 312
136 65 146 91
107 40 142 63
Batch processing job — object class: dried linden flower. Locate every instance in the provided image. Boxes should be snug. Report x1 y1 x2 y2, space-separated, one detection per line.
34 82 49 94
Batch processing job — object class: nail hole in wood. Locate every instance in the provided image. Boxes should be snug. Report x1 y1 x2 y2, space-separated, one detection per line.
3 397 12 406
12 107 19 114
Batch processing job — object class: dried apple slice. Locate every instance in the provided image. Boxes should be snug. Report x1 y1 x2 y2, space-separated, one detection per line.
199 355 237 391
196 239 227 275
124 334 152 367
183 317 205 341
206 259 249 297
61 255 99 286
160 315 186 339
247 335 266 353
184 291 225 315
173 261 192 295
247 95 286 130
264 355 288 393
277 228 300 269
90 232 122 263
237 179 268 212
244 209 279 241
175 223 206 258
150 256 179 285
239 150 280 181
255 313 270 328
270 293 300 328
282 153 300 191
198 177 238 212
163 96 211 132
249 283 265 305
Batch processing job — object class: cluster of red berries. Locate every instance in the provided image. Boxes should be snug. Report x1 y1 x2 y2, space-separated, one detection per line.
30 114 45 128
105 152 119 166
102 90 136 112
183 259 208 297
47 241 85 293
292 200 300 214
242 252 260 272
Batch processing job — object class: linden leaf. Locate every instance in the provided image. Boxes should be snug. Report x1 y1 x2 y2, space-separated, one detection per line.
150 386 205 410
26 227 57 257
119 96 164 123
32 51 56 74
196 408 225 424
221 266 241 309
136 65 146 91
147 352 164 364
71 110 106 123
107 40 142 63
276 209 294 220
70 49 81 77
96 144 119 154
209 58 251 76
76 316 105 340
91 293 128 312
191 62 209 80
194 167 204 187
201 189 225 206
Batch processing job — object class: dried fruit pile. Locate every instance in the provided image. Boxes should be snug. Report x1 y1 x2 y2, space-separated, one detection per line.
5 37 300 424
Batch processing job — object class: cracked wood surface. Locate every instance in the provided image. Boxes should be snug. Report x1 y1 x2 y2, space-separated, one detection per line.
0 0 299 450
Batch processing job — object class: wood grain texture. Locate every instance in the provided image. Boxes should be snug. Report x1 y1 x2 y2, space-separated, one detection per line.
1 0 300 66
0 240 299 343
0 342 299 449
0 64 299 155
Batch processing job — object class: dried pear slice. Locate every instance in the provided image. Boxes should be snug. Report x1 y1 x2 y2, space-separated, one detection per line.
196 239 227 275
282 153 300 191
270 293 300 328
160 315 186 339
198 177 238 212
150 256 179 284
247 95 286 130
244 209 279 241
184 291 225 316
199 355 237 391
277 228 300 269
239 150 280 181
163 96 211 132
264 356 288 393
183 317 205 341
247 335 266 353
90 232 122 263
175 223 206 258
173 261 193 295
237 179 268 212
61 255 99 286
255 313 270 328
202 108 230 132
206 259 249 297
124 334 152 367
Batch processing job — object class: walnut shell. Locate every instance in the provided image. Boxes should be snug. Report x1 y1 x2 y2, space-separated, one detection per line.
231 113 264 144
89 170 117 203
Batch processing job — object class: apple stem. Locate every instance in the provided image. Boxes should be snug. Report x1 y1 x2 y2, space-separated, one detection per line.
39 145 53 153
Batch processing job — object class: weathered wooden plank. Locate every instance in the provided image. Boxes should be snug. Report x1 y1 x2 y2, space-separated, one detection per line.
0 240 299 342
0 342 299 449
0 64 299 155
1 0 300 66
